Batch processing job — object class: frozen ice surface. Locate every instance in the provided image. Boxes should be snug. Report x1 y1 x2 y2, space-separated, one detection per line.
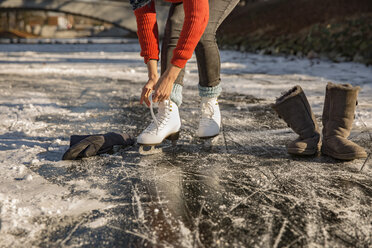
0 40 371 247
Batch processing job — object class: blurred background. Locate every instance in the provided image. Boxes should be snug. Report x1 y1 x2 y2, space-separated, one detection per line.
0 0 371 64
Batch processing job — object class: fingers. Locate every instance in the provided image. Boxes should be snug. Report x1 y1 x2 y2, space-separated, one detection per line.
152 88 159 103
151 73 175 103
152 86 162 103
153 94 160 103
140 78 157 107
144 96 151 107
152 91 169 103
140 88 146 105
140 91 144 105
144 88 152 107
159 93 168 102
152 83 171 103
140 87 152 107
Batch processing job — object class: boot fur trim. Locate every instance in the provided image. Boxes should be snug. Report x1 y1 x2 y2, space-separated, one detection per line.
274 85 303 106
326 82 360 92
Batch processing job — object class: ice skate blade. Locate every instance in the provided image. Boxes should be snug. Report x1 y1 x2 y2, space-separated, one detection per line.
138 141 178 156
137 131 180 156
201 136 219 150
139 145 163 156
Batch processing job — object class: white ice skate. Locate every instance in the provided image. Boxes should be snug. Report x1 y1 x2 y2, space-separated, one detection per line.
137 98 181 155
198 97 221 149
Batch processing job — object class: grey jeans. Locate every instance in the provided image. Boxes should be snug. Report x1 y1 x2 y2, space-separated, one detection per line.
161 0 239 88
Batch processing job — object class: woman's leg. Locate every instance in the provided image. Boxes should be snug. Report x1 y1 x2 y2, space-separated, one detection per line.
161 2 185 107
196 0 239 97
196 0 239 138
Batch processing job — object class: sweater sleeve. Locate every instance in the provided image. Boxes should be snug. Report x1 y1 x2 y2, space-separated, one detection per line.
171 0 209 68
134 0 160 64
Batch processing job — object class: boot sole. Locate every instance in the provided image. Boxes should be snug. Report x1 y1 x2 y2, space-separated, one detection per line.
287 142 321 156
137 131 180 146
321 146 367 160
287 148 318 156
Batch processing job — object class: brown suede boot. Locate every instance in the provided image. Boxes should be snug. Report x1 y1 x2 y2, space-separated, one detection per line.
272 86 321 155
321 82 367 160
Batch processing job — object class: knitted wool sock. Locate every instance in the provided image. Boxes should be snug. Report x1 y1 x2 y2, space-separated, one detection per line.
199 84 222 98
170 83 183 107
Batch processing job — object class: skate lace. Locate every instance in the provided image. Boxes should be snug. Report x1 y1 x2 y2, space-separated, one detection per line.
199 100 215 127
143 95 170 135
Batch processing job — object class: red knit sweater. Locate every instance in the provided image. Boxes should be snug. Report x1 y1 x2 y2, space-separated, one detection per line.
134 0 209 68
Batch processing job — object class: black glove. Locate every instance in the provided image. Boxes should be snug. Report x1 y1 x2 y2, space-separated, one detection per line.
62 132 134 160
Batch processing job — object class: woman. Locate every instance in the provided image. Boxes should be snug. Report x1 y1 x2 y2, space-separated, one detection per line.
131 0 239 147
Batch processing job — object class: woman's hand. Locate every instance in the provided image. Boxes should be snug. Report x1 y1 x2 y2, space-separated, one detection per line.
140 76 158 107
153 65 181 103
140 59 158 107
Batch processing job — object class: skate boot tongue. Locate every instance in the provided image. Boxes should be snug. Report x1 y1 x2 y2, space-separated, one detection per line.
201 98 216 122
147 99 171 135
158 100 169 115
157 101 171 128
